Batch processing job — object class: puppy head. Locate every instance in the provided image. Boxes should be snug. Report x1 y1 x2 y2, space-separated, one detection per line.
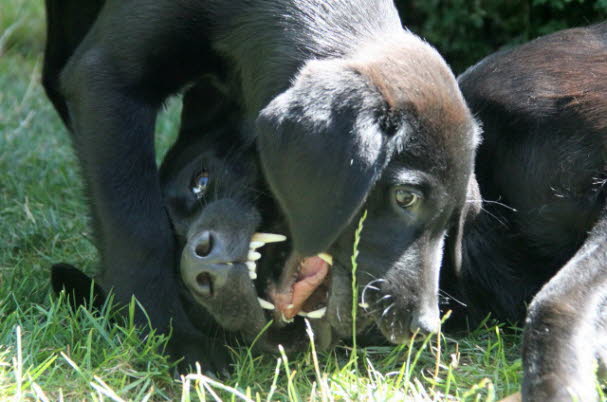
160 130 273 335
160 130 337 353
257 33 480 343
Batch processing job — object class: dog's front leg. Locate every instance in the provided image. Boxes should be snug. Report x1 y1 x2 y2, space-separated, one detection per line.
522 212 607 401
61 45 176 319
55 0 227 370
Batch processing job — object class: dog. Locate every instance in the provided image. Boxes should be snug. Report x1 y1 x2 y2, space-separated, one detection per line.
43 0 478 368
51 80 270 372
445 22 607 401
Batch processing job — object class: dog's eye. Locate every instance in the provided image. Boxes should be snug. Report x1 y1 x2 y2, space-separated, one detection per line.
394 188 420 209
191 170 209 199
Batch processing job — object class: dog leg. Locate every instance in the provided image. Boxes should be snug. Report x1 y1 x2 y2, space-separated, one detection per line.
54 0 225 369
522 211 607 401
42 0 105 127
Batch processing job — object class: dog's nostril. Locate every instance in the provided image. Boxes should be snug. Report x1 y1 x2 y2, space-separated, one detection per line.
195 272 214 296
194 232 213 257
195 242 211 257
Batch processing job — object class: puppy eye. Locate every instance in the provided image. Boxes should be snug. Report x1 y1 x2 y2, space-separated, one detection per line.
394 188 420 209
191 170 209 199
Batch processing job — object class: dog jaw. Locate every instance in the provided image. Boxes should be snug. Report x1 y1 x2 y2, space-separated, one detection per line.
267 252 333 322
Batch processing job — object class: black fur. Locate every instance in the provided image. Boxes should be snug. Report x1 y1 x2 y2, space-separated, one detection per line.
43 0 477 370
449 22 607 401
51 263 106 311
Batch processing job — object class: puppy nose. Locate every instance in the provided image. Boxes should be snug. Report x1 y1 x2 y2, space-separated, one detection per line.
181 231 231 297
410 307 440 334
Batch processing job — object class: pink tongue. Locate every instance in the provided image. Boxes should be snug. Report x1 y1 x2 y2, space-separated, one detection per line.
272 256 329 319
299 256 328 279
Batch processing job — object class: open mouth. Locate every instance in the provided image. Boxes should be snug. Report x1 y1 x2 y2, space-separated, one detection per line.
246 233 333 323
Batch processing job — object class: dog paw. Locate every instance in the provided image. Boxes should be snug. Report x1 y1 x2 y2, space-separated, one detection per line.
167 332 232 378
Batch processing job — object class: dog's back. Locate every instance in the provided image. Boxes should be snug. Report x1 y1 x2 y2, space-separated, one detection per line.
456 22 607 401
42 0 105 127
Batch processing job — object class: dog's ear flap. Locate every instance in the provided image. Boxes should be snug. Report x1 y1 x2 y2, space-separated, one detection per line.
257 85 391 256
51 263 106 310
445 175 481 276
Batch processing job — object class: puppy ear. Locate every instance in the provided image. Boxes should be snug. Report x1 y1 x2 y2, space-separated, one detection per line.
445 175 481 276
51 263 106 310
257 65 394 255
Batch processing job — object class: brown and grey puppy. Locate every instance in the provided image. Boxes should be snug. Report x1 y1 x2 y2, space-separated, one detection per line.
254 36 480 345
44 0 479 367
449 22 607 401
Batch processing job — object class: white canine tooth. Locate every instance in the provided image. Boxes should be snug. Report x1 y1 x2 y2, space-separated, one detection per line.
248 251 261 261
248 271 257 280
251 233 287 243
249 241 265 249
306 307 327 319
257 298 275 310
281 313 294 323
245 261 256 272
317 253 333 266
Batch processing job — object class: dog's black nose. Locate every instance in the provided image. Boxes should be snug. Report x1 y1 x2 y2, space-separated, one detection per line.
181 231 232 298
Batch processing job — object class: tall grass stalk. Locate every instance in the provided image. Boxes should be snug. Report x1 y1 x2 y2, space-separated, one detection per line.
349 210 367 370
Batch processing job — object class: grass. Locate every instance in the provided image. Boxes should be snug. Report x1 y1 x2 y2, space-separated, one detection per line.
0 1 532 400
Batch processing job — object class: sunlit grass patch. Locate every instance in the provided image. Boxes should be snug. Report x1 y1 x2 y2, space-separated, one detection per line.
1 2 527 400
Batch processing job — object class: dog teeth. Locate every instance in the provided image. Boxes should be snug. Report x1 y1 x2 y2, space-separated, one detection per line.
257 298 275 310
246 261 256 280
249 241 265 250
306 307 327 319
317 253 333 265
248 251 261 261
251 233 287 243
281 313 294 323
297 307 327 319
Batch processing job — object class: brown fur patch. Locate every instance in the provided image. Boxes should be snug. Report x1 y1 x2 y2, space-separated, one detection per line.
463 22 607 132
350 34 477 177
351 34 472 141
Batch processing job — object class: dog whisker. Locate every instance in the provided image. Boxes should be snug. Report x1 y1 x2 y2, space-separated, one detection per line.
467 198 517 212
381 303 395 319
438 289 467 307
361 279 384 310
480 206 509 228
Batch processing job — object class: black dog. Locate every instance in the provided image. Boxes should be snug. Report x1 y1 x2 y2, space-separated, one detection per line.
444 22 607 401
51 80 271 371
43 0 478 368
158 85 332 354
52 82 337 365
